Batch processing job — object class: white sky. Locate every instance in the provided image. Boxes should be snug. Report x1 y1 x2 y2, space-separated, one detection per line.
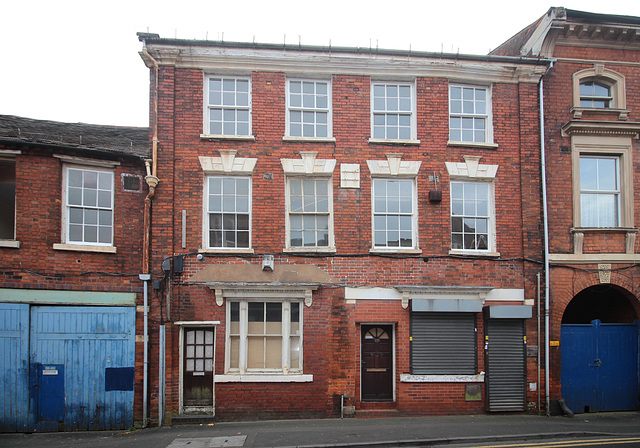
2 0 638 128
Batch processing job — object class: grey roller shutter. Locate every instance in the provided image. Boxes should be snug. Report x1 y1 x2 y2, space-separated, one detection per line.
486 319 526 411
411 312 477 374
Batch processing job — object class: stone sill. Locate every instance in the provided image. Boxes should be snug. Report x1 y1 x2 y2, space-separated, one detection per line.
401 373 485 383
0 240 21 249
571 227 638 234
200 134 256 141
368 138 420 146
283 136 336 143
370 248 422 255
199 248 255 254
215 374 313 383
447 141 498 149
53 243 117 254
449 249 500 258
283 247 337 254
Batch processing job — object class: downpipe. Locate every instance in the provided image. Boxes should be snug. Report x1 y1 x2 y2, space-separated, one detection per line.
539 61 554 416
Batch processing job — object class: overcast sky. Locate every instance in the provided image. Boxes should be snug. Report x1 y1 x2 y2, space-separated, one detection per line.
2 0 638 128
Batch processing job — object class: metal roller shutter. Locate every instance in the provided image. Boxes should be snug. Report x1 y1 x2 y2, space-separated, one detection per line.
486 319 526 411
411 312 477 374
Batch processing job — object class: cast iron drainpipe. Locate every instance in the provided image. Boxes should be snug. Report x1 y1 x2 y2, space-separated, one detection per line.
141 45 160 429
539 60 555 416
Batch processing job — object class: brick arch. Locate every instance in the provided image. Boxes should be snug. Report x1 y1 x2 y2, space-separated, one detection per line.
549 267 640 337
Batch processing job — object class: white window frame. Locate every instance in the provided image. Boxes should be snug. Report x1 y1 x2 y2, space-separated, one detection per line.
285 78 333 140
225 299 303 375
285 176 334 251
371 178 418 251
61 164 114 248
450 181 494 253
370 81 418 143
0 157 18 248
448 84 492 145
445 156 499 257
204 175 252 250
203 75 252 138
579 155 620 228
579 80 613 109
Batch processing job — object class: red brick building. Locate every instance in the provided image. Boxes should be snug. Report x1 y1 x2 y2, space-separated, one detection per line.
0 115 149 431
138 36 550 422
493 8 640 414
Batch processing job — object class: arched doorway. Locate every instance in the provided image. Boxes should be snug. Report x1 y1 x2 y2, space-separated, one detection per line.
560 284 639 413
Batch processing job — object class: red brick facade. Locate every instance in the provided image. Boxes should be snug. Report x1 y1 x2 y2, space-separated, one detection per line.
493 7 640 414
140 38 548 421
0 116 149 430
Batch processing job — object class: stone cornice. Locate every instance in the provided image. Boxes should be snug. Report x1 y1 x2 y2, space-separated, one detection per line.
561 120 640 138
143 45 547 84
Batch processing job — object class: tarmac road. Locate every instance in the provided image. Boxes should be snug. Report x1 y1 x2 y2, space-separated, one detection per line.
1 412 639 448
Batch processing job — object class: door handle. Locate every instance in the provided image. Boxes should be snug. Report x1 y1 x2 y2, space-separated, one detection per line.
590 359 602 368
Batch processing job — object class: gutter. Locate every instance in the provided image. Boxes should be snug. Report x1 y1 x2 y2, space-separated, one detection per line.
138 35 554 66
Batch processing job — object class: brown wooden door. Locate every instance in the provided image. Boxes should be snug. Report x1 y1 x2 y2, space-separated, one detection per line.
183 328 214 406
361 325 393 401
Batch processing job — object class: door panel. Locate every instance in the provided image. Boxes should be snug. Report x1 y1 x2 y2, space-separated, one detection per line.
30 306 136 430
0 303 30 432
561 320 639 412
183 328 214 407
361 325 393 401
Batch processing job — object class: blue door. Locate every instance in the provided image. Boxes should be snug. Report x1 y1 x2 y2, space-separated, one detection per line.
561 320 639 412
30 306 136 431
0 303 30 432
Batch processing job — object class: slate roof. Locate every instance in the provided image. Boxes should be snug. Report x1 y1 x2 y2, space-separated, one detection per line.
490 7 640 57
490 14 546 57
0 114 150 159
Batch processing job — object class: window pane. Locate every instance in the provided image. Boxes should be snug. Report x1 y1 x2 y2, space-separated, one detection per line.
84 225 97 243
248 302 264 323
451 181 492 251
98 226 111 244
265 337 282 369
580 158 598 190
598 158 617 190
229 336 239 369
247 336 265 368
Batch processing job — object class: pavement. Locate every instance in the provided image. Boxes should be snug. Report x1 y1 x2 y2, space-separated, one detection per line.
1 412 639 448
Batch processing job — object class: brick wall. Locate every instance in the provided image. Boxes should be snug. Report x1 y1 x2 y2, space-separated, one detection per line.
0 143 148 418
148 60 545 420
542 41 640 408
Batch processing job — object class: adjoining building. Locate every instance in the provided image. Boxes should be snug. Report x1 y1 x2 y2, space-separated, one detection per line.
0 115 149 431
493 7 640 414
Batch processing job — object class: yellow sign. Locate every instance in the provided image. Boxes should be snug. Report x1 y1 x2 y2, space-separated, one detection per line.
550 340 560 346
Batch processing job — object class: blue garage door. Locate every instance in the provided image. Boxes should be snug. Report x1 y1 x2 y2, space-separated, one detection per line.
30 306 136 431
561 320 639 413
0 304 135 432
0 303 30 432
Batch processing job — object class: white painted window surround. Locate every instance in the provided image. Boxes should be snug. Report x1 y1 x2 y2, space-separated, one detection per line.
370 81 419 144
199 151 257 253
286 78 332 139
449 84 493 145
204 75 252 137
281 151 336 253
445 156 499 257
367 153 421 254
